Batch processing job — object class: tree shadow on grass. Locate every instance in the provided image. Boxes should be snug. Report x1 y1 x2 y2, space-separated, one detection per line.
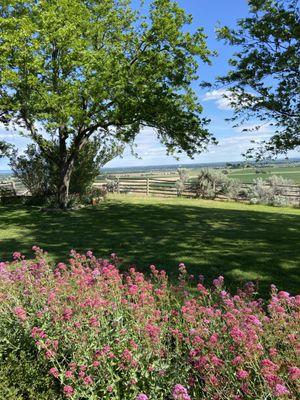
1 199 300 297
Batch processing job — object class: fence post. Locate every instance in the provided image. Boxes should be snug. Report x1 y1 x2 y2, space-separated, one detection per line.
117 178 120 194
146 178 150 196
11 181 17 196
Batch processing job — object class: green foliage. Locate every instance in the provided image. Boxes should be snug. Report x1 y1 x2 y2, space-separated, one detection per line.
192 169 228 199
10 145 56 199
9 138 122 202
250 175 295 206
0 141 11 158
216 0 300 158
176 168 189 196
69 138 123 195
0 0 214 207
0 320 62 399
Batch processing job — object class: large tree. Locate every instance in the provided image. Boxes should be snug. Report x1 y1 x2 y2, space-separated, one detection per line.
0 0 214 208
216 0 300 159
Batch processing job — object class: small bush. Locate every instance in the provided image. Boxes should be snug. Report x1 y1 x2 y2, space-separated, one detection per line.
9 139 123 200
192 169 243 201
106 179 119 193
250 175 294 206
9 144 57 198
0 306 62 399
192 169 225 199
0 248 299 399
176 169 189 196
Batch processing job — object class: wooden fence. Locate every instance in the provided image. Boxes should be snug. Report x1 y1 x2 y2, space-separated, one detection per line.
93 178 300 205
0 180 29 197
1 178 300 205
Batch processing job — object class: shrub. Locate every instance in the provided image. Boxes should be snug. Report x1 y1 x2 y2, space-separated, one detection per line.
192 169 243 201
0 248 299 399
9 144 56 199
192 169 224 199
106 179 119 193
250 175 294 206
223 178 245 201
9 139 123 201
176 169 189 196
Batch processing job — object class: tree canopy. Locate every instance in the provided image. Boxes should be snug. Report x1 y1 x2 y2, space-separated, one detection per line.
0 0 214 207
216 0 300 159
0 140 10 158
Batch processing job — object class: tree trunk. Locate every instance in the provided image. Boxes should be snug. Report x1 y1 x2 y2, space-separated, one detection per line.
58 163 73 209
57 125 88 209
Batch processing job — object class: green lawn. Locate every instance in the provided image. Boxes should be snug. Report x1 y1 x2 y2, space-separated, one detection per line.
228 165 300 183
1 195 300 296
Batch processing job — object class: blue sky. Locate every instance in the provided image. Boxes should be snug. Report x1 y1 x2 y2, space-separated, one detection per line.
0 0 297 170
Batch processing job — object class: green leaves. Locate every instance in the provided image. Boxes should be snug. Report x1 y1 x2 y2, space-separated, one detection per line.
217 0 300 159
0 0 213 158
0 141 11 158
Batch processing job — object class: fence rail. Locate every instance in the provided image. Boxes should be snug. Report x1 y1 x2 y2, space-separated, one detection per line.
93 178 300 205
1 178 300 205
0 180 29 196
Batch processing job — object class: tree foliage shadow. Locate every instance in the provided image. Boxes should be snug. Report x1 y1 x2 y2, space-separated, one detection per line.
1 199 300 297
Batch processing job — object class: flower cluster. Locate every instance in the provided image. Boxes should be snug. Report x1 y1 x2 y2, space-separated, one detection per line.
0 248 299 399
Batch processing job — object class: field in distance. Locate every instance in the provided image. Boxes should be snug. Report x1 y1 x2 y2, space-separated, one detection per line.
100 163 300 184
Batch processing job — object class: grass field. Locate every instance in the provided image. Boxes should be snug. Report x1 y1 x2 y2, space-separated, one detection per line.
1 195 300 296
100 164 300 184
228 165 300 183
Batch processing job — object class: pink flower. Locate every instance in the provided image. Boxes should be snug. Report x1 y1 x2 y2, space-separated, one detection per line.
211 355 223 367
288 366 300 380
86 250 93 258
83 375 93 385
209 333 218 344
145 323 161 342
128 284 139 295
63 385 74 397
213 276 224 287
230 327 246 343
14 306 27 321
78 371 85 378
172 384 191 400
274 384 290 396
136 395 149 400
232 356 243 366
49 367 59 378
197 283 208 295
269 348 278 357
278 291 290 299
31 327 47 339
178 263 187 274
237 370 249 380
63 308 73 321
65 370 73 379
12 252 22 260
89 317 99 327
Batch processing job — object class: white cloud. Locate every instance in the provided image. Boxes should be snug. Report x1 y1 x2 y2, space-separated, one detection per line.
203 89 233 111
105 125 274 167
1 122 298 171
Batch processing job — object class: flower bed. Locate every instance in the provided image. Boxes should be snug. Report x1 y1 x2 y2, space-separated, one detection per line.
0 248 299 399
